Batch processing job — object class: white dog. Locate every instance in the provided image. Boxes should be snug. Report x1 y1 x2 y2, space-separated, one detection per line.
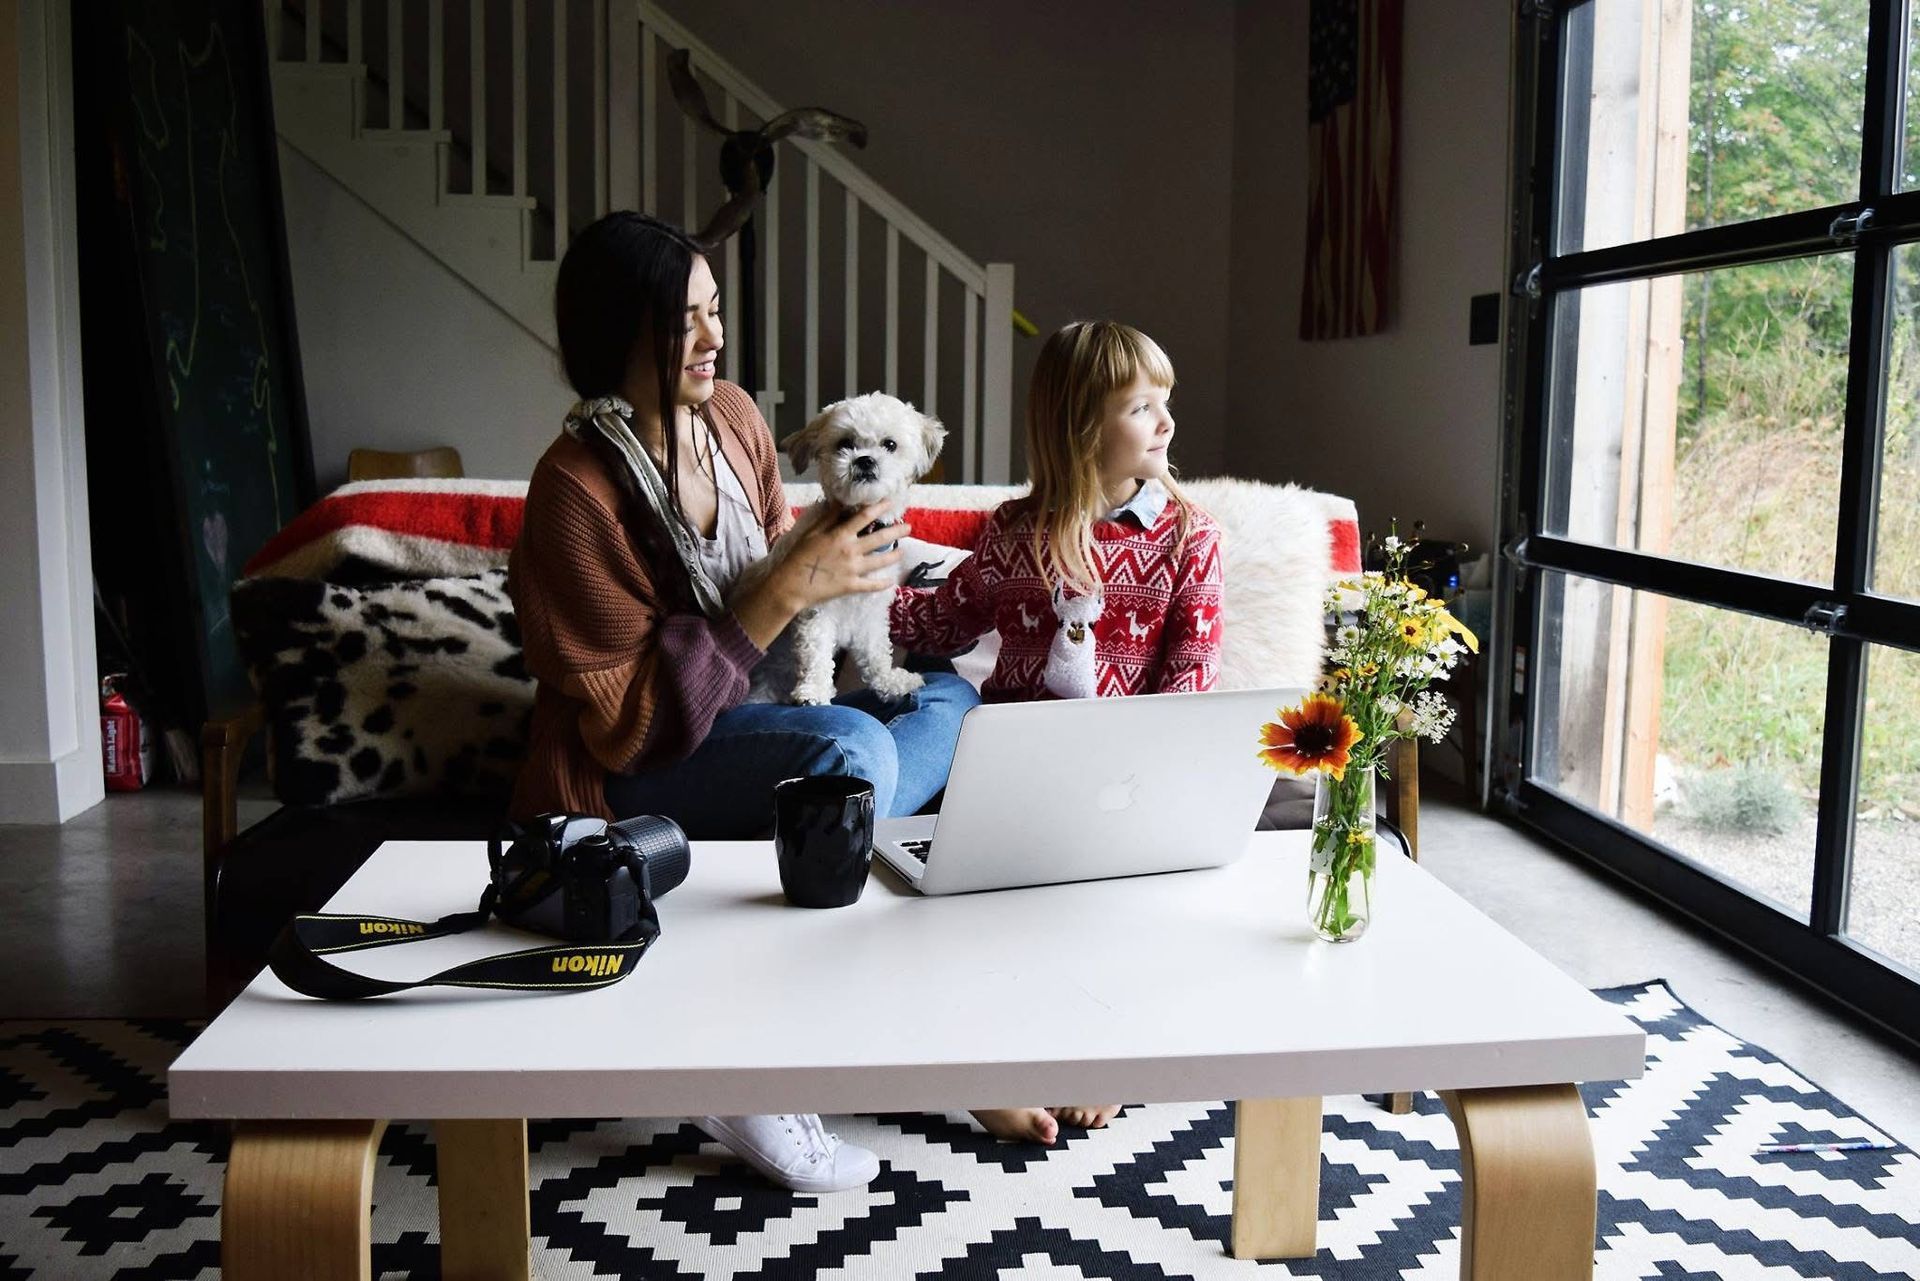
738 393 946 705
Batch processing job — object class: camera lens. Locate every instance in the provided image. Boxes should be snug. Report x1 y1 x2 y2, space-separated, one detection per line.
606 815 692 898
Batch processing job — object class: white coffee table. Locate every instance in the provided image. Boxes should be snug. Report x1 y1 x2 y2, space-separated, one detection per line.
171 830 1644 1280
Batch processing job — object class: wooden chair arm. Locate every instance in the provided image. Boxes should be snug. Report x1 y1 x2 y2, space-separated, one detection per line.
203 703 267 878
1384 712 1420 860
1383 713 1422 1117
201 703 267 1015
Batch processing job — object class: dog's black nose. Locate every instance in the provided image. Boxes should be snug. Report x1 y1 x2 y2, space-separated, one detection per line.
852 455 877 476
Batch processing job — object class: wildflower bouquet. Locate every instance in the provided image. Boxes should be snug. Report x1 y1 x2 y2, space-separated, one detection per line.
1257 534 1478 941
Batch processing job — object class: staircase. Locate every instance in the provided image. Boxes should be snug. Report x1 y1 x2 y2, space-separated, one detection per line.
266 0 1016 482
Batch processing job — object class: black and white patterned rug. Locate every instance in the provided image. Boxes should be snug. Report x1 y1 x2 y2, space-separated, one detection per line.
2 982 1915 1279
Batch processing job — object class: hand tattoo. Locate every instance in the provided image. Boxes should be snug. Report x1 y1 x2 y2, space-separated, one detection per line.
807 560 824 583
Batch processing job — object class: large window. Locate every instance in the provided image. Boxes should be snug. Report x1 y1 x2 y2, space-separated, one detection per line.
1502 0 1920 1045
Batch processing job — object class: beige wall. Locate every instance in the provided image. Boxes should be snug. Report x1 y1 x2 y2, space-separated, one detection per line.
278 146 573 487
654 0 1239 479
1226 1 1511 551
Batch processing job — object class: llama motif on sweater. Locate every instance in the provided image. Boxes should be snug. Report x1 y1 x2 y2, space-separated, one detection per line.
1043 586 1104 699
890 489 1224 702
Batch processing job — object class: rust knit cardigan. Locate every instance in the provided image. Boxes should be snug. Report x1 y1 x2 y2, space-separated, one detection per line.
507 381 793 821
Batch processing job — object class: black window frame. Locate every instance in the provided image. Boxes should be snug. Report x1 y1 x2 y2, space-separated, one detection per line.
1496 0 1920 1051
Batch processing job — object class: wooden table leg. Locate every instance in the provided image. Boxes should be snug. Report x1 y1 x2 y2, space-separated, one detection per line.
435 1119 531 1281
224 1120 388 1281
1440 1084 1596 1281
1230 1096 1322 1259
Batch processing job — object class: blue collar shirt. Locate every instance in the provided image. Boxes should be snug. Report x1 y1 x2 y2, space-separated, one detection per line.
1105 478 1170 528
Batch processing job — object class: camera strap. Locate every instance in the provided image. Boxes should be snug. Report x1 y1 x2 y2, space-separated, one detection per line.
265 888 658 1001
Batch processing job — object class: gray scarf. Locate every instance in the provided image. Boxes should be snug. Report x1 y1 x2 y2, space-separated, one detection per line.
564 395 727 619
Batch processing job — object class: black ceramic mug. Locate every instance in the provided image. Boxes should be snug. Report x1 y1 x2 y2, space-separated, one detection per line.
773 776 876 908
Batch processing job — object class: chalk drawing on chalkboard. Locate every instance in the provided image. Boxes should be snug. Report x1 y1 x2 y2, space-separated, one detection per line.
200 459 233 638
127 23 290 532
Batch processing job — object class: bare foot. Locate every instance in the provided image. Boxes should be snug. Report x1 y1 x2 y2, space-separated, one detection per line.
971 1107 1059 1144
1048 1104 1123 1129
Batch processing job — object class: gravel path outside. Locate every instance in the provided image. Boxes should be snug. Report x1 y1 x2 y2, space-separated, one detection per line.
1652 813 1920 971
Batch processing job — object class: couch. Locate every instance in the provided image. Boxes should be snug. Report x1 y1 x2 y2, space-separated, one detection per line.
203 477 1407 1009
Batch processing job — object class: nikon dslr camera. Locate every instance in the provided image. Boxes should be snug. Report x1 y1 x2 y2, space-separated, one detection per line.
492 813 692 943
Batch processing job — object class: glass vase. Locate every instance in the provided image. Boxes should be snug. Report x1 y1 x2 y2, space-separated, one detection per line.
1308 766 1376 942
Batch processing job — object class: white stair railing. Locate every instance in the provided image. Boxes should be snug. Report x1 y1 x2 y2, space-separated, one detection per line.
265 0 1016 483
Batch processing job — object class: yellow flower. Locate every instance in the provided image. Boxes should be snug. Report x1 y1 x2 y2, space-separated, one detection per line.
1431 608 1480 653
1257 695 1363 780
1358 662 1379 677
1398 618 1425 646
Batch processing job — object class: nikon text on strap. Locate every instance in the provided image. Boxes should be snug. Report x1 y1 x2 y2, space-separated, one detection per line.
265 814 683 1000
265 896 657 1000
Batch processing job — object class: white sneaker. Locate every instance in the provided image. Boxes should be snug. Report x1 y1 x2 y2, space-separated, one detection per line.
697 1113 881 1193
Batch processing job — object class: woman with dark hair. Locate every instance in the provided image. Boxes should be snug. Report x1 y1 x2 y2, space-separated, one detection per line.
509 212 978 1192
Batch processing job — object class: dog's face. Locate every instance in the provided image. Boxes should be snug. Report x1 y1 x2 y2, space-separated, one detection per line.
785 393 946 508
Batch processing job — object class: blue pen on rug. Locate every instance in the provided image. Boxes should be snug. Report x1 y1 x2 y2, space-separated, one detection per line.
1755 1139 1896 1154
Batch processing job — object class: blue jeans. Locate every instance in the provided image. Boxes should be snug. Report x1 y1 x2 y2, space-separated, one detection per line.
604 671 980 838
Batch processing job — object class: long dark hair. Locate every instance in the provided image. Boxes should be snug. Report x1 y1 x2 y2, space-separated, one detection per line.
554 211 705 514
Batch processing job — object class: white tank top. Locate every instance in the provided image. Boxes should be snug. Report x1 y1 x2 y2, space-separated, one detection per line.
692 426 769 597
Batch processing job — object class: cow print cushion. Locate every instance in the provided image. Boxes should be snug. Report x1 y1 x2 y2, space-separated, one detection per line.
230 569 533 806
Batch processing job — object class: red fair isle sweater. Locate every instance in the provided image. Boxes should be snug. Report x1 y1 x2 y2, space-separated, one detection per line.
890 498 1224 701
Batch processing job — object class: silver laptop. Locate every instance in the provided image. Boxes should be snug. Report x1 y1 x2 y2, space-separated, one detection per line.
874 687 1299 895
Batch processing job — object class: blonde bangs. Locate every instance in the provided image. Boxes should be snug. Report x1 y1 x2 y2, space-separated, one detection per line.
1119 327 1176 392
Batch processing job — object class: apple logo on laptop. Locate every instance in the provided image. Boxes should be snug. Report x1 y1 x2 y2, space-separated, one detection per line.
1097 773 1139 813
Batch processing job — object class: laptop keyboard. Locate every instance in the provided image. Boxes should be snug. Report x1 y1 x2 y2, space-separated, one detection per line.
899 838 933 863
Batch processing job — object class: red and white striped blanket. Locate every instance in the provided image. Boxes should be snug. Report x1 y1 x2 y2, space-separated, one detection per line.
243 479 530 581
244 478 1362 583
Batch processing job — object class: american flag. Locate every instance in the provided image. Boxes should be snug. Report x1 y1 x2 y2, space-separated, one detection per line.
1300 0 1403 340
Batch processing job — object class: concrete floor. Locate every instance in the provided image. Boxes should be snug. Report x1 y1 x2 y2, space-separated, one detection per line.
0 786 274 1019
2 777 1917 1147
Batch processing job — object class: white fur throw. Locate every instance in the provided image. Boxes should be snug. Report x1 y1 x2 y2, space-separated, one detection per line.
1183 478 1334 693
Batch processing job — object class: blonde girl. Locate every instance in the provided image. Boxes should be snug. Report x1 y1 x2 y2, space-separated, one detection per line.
890 320 1225 1141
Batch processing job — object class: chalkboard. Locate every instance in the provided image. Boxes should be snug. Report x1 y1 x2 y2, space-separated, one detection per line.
76 0 314 727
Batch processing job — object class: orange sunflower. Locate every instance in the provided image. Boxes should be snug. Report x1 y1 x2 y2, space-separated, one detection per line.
1257 694 1363 780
